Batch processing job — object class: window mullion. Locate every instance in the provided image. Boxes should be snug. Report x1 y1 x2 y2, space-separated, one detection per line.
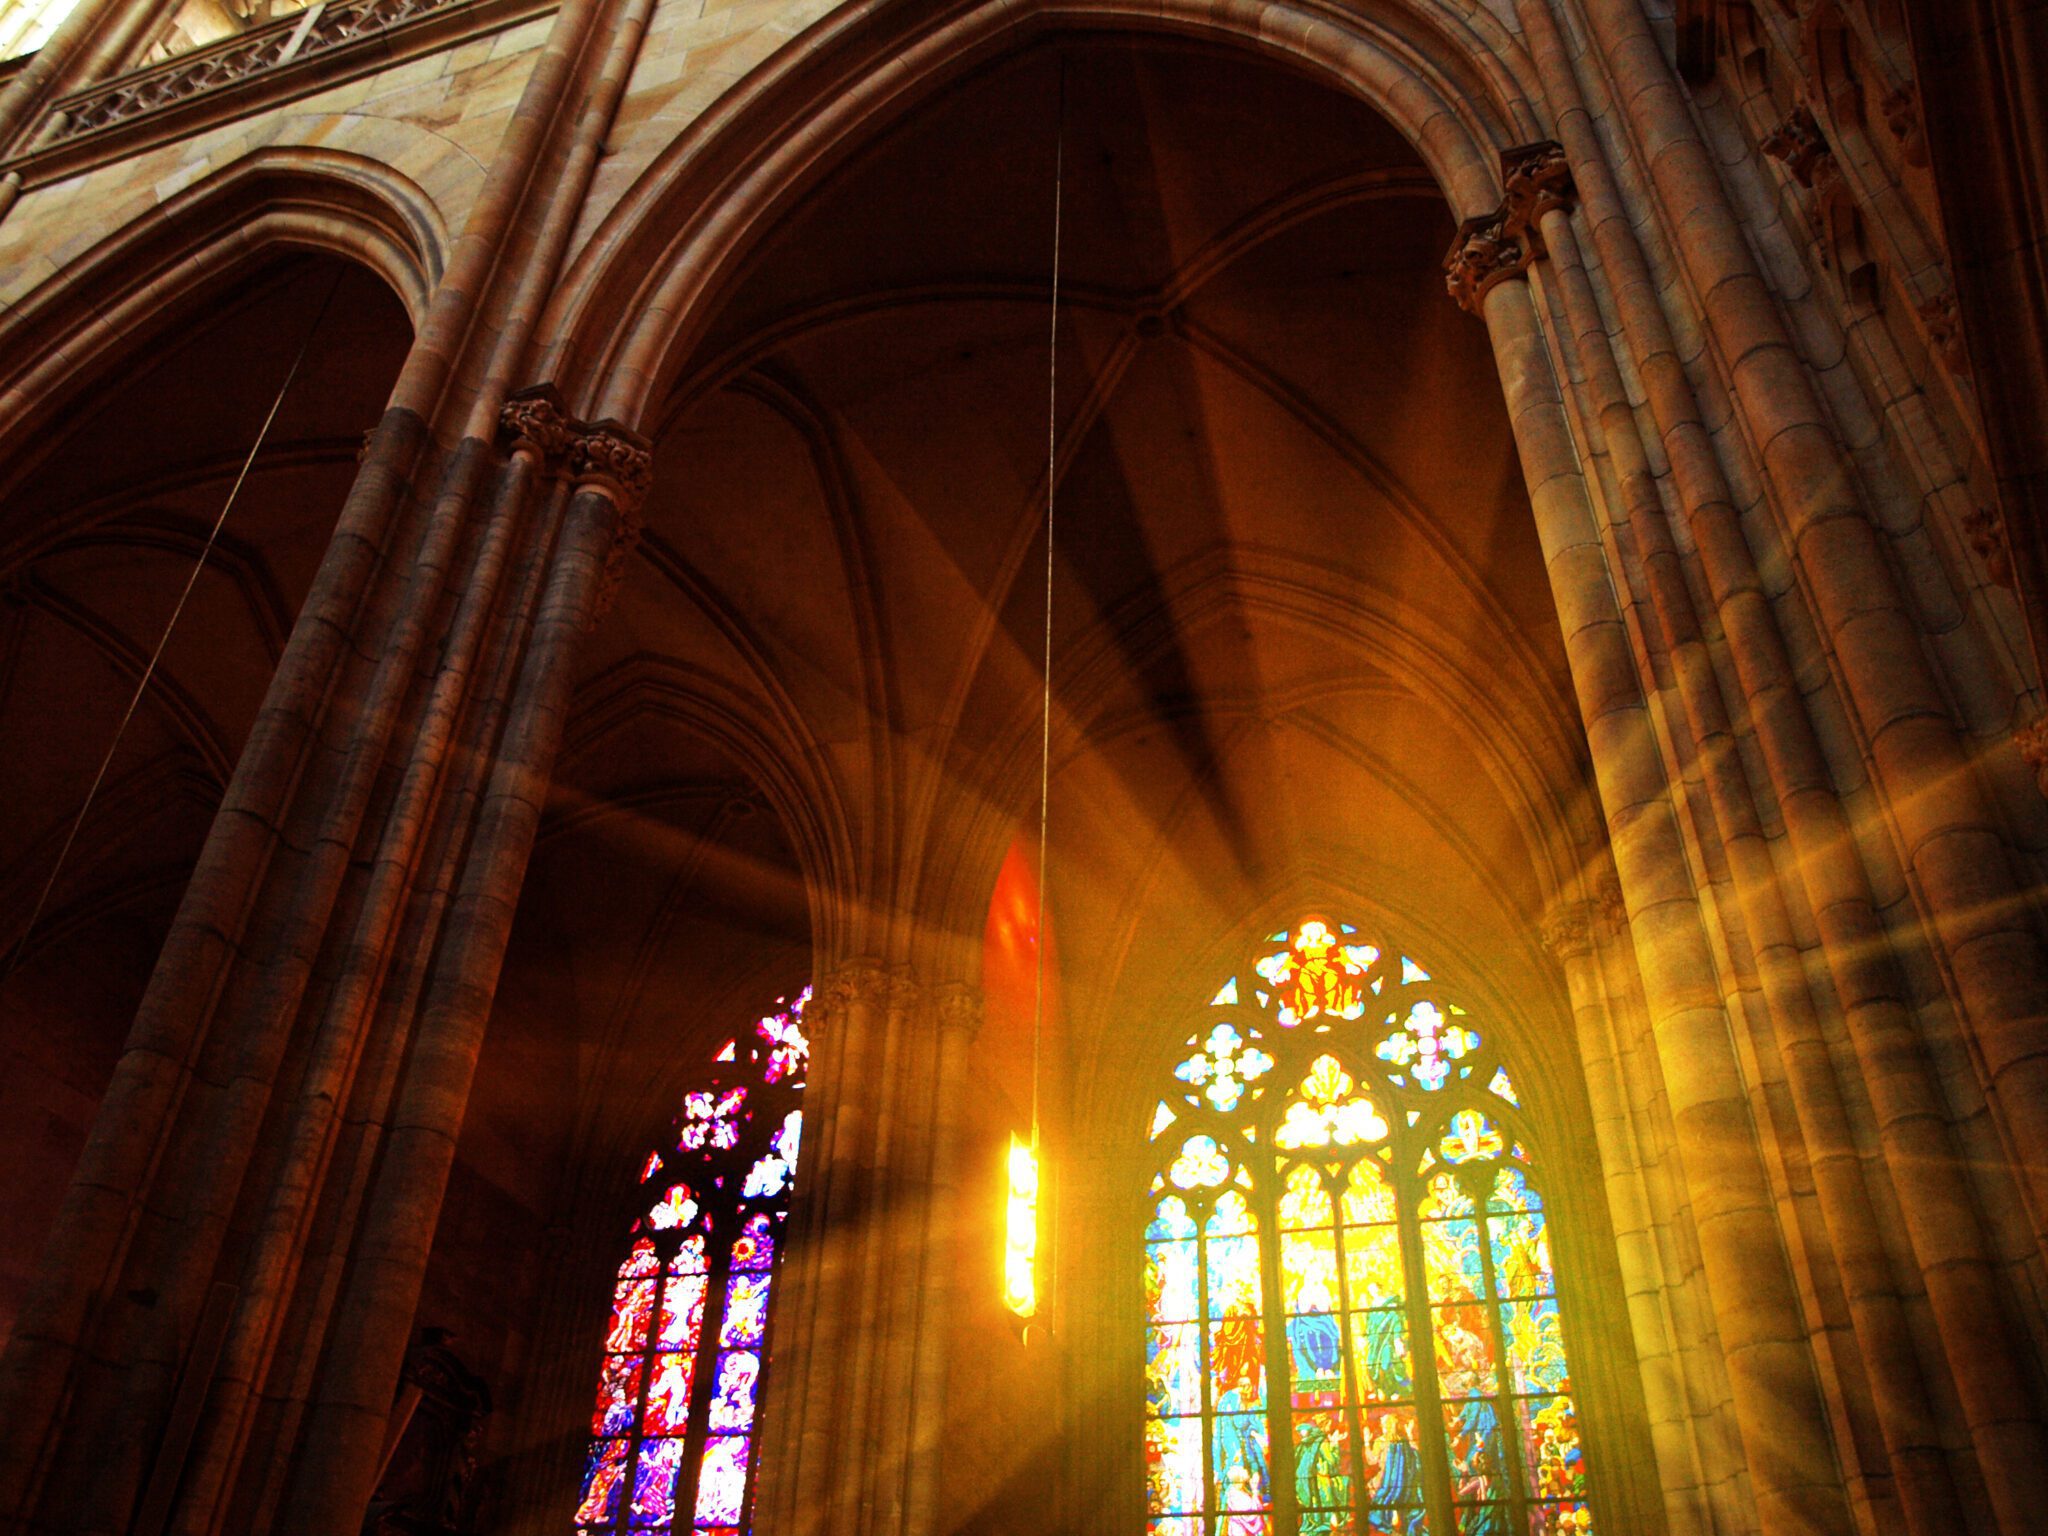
1474 1165 1531 1535
1397 1180 1455 1533
1327 1166 1371 1531
1258 1159 1298 1536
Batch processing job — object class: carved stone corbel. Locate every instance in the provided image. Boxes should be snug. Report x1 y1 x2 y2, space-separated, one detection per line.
1444 141 1576 316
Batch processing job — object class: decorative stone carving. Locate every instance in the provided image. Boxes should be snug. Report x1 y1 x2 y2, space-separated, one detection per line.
1501 140 1575 230
1881 83 1928 166
932 983 986 1042
569 421 655 511
1961 505 2014 588
568 421 652 628
1444 142 1576 315
1540 902 1596 962
497 385 577 467
2016 718 2048 802
1444 212 1534 314
1917 288 1971 377
1761 104 1833 186
50 0 463 141
1762 103 1879 306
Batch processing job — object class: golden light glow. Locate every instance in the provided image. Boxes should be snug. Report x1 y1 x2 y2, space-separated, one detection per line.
1004 1133 1040 1318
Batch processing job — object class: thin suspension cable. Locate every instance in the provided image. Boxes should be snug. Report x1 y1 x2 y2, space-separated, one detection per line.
0 264 344 989
1031 62 1066 1157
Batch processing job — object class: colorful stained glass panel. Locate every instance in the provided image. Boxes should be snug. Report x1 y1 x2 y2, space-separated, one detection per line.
691 1435 750 1526
1211 1412 1270 1511
1211 1316 1265 1410
1499 1299 1569 1395
1292 1408 1351 1511
1518 1397 1587 1502
1442 1397 1504 1501
1288 1312 1345 1403
577 1438 629 1523
1488 1209 1553 1299
630 1435 686 1526
1147 1323 1204 1416
1344 1223 1405 1309
1421 1218 1484 1302
1146 1417 1205 1514
1282 1227 1339 1312
1148 1237 1201 1322
719 1272 771 1346
592 1355 643 1436
643 1351 696 1434
1360 1404 1424 1508
1350 1308 1413 1399
608 1279 656 1353
707 1350 759 1431
658 1274 707 1349
1432 1305 1497 1398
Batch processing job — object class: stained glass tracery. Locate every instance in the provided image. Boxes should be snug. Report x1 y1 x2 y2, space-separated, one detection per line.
1144 920 1591 1536
577 989 810 1536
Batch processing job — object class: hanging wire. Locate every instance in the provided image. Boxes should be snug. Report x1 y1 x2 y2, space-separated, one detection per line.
1030 60 1066 1170
0 263 344 989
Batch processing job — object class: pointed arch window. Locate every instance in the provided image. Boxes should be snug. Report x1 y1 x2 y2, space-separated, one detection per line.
576 989 811 1535
1143 920 1591 1536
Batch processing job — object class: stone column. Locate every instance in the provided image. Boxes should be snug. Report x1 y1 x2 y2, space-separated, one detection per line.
269 425 649 1533
751 964 968 1536
1574 0 2048 1266
1475 256 1855 1536
1542 896 1719 1536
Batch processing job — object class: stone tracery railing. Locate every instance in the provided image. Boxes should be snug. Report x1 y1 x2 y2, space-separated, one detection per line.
50 0 465 140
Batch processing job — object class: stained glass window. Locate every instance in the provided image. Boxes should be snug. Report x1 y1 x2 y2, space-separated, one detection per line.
1144 920 1591 1536
578 990 809 1536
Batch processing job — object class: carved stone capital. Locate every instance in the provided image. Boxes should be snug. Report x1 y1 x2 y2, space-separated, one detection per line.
1444 142 1574 315
817 959 891 1020
1761 105 1833 188
931 983 985 1042
1540 901 1597 962
1501 140 1575 229
563 420 654 628
1961 505 2014 588
498 385 577 467
570 421 655 511
1444 211 1536 315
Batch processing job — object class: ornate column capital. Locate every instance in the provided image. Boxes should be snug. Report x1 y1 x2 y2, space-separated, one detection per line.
1445 211 1536 314
1444 141 1577 315
1501 139 1575 228
816 958 891 1020
569 419 655 512
930 982 985 1043
1539 900 1597 962
497 384 577 467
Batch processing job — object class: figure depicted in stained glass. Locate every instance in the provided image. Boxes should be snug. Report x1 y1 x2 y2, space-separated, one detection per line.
574 989 809 1536
1261 917 1368 1024
1142 917 1594 1536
